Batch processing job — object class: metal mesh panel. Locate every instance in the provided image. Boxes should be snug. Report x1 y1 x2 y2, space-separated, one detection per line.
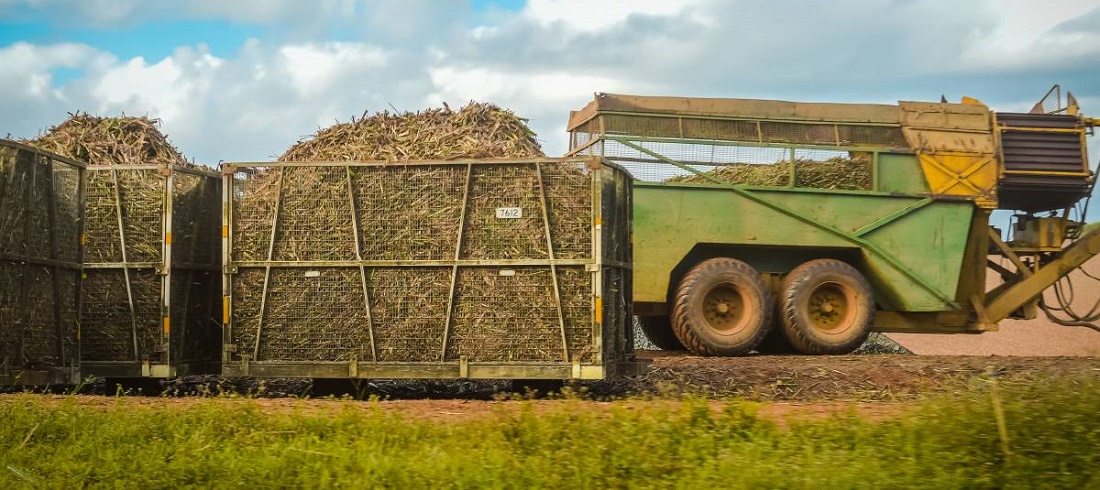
0 148 52 257
760 121 837 145
0 266 18 364
601 266 631 365
276 166 358 262
231 169 277 263
22 155 53 256
19 267 78 365
81 165 221 369
80 269 160 362
169 269 220 363
597 138 789 182
171 171 221 266
843 125 908 147
570 120 598 150
447 267 562 362
369 267 450 362
0 142 82 380
249 267 370 362
85 168 164 264
793 148 872 191
598 168 633 367
355 166 465 261
0 265 79 367
226 159 629 374
602 114 681 138
559 266 594 362
543 163 592 259
52 163 82 262
681 118 760 142
461 164 549 259
591 112 908 148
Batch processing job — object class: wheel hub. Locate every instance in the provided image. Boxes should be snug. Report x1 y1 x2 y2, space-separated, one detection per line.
807 282 850 331
702 284 746 332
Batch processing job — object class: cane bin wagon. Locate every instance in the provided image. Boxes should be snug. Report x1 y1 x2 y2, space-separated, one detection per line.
569 89 1100 355
0 140 84 385
221 157 634 380
80 163 222 378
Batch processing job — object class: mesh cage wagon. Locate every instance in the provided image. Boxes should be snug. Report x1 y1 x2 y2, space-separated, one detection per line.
80 163 222 378
222 157 635 380
0 140 84 386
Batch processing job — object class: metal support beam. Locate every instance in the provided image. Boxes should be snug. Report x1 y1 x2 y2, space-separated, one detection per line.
985 230 1100 323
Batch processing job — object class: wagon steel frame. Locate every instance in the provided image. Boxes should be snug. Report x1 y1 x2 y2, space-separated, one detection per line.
221 157 636 380
80 163 222 378
0 139 85 386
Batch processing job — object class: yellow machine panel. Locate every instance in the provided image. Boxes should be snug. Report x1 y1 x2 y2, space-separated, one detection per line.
899 101 999 208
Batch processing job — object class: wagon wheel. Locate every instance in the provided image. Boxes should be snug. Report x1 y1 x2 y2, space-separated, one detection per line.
671 258 771 356
638 316 684 350
779 259 874 355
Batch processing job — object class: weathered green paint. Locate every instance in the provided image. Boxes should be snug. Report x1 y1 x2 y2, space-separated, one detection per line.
875 153 929 194
633 183 974 312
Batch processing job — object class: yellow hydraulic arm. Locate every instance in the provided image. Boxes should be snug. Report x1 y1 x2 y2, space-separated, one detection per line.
985 229 1100 323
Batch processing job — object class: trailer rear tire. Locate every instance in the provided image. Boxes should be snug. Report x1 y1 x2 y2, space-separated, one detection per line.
672 258 771 356
638 316 684 350
779 259 873 355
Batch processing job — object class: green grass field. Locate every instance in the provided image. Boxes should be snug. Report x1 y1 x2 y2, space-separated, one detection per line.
1 376 1097 489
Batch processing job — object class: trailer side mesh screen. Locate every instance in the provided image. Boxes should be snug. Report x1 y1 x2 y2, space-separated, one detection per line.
225 159 630 371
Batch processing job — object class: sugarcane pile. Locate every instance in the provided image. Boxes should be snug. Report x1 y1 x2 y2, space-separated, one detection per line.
280 102 544 162
26 114 202 261
26 114 218 363
28 114 193 168
668 156 872 190
231 102 602 364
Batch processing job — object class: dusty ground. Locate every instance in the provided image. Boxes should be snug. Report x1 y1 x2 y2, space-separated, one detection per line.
617 351 1099 400
888 260 1100 356
9 352 1096 426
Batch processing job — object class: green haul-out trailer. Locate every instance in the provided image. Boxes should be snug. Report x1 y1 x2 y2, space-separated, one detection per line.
568 87 1100 355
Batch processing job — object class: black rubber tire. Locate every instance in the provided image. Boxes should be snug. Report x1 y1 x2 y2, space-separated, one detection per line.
638 316 685 350
779 259 874 355
671 258 771 356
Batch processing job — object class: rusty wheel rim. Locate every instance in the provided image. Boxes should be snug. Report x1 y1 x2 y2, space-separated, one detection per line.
702 283 748 333
805 281 854 332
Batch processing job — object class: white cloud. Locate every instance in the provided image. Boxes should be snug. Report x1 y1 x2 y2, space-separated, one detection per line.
521 0 706 31
279 43 391 99
2 0 1099 165
958 1 1100 71
0 42 106 96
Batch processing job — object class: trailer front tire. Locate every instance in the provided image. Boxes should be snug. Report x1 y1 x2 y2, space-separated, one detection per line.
780 259 873 355
672 258 771 356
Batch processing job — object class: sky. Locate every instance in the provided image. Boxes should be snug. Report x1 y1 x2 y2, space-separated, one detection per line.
1 0 1098 168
